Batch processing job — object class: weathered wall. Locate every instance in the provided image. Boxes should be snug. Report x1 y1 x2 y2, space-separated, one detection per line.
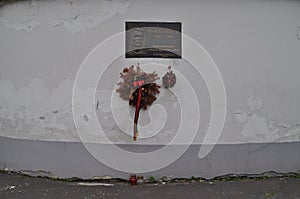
0 0 300 177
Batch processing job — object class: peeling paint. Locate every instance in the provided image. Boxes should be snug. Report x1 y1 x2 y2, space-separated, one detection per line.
234 94 300 142
241 113 280 140
0 18 39 31
63 0 130 34
0 1 299 145
0 0 130 33
0 78 78 141
247 94 263 112
2 82 299 144
276 124 292 129
234 111 249 124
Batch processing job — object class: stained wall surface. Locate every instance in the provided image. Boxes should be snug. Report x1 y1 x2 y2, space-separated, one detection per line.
0 0 300 178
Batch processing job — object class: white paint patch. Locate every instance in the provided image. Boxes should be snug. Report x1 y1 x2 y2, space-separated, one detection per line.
276 124 292 129
0 78 74 117
0 0 130 33
1 80 299 144
241 113 279 141
234 94 300 143
9 186 16 190
0 78 78 141
284 126 300 138
6 78 49 117
77 182 114 186
247 94 263 112
234 111 249 124
92 175 112 180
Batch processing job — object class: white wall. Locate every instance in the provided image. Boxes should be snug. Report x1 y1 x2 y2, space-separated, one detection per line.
0 0 300 145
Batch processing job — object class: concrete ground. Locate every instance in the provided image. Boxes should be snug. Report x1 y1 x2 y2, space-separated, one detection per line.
0 172 300 199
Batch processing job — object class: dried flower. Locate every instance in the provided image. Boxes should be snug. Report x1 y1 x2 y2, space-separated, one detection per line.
162 66 176 88
116 64 160 140
116 65 160 109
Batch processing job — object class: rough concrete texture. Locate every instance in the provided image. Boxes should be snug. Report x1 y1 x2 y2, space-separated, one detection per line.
0 172 300 199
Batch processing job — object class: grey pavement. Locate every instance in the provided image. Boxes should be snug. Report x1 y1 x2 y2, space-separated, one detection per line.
0 172 300 199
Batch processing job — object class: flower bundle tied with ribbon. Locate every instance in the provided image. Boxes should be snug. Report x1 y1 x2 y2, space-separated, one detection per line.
116 65 160 141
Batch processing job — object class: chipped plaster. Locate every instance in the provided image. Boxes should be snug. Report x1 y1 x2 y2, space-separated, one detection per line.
0 0 130 33
0 78 78 141
234 95 300 143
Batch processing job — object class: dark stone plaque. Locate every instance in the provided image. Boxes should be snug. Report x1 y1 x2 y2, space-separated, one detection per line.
125 22 182 59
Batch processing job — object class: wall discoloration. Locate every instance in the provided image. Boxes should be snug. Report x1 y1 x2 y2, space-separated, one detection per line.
0 78 78 141
0 78 73 117
0 0 300 178
0 18 39 31
234 95 300 143
63 0 130 34
0 0 300 145
0 0 130 33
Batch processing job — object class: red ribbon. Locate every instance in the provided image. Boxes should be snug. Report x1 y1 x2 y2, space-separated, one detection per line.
133 80 144 87
133 86 142 141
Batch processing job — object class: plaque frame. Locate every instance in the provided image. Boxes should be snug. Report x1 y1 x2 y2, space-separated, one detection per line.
125 21 182 59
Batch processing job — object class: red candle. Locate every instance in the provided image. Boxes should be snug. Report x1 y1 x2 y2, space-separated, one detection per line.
130 174 137 185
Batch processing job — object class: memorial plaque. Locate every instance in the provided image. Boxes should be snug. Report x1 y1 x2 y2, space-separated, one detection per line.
125 22 182 59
